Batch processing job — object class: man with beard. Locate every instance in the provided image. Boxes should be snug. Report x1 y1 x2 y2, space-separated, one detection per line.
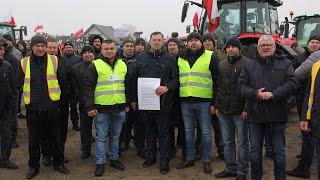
89 34 103 58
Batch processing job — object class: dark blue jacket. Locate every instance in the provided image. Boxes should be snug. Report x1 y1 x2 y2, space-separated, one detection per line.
131 46 179 112
238 53 298 123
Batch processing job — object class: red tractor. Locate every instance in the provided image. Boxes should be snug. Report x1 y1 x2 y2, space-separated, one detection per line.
181 0 298 60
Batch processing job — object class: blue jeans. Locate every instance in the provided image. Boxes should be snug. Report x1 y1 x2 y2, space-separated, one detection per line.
248 122 286 180
181 102 212 162
219 113 249 175
94 111 125 164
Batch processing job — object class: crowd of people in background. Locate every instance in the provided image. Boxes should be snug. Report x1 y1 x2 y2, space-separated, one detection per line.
0 29 319 180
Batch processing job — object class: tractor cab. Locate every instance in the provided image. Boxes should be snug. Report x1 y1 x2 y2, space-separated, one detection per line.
0 22 27 45
293 14 320 48
204 0 282 47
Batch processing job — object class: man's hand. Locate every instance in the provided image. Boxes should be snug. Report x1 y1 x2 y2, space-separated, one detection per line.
215 109 220 117
241 111 247 120
125 107 130 113
87 109 98 117
155 86 169 96
300 121 311 132
131 102 137 111
210 106 216 115
257 88 265 100
262 92 273 100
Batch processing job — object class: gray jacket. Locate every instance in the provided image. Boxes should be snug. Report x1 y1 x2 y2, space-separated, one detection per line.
295 50 320 82
11 48 23 61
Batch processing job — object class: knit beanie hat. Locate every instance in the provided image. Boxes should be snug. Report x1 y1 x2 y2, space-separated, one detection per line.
202 33 216 46
121 37 135 46
308 35 320 44
64 41 73 48
135 38 146 47
187 32 202 42
225 36 241 50
82 45 95 55
2 34 13 41
167 37 179 46
30 34 48 47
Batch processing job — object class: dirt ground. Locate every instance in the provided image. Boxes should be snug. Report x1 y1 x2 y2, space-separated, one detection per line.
0 108 318 180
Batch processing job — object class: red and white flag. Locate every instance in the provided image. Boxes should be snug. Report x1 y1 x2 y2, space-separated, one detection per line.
2 9 15 25
34 25 43 32
74 28 84 38
192 7 201 29
203 0 219 32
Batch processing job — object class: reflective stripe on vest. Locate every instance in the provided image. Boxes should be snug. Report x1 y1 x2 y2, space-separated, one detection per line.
21 54 61 105
93 59 127 105
178 50 213 98
306 60 320 120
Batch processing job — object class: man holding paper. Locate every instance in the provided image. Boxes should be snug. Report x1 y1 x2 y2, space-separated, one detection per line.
131 31 179 174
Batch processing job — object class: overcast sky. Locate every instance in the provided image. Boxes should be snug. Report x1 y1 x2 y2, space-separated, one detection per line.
1 0 318 40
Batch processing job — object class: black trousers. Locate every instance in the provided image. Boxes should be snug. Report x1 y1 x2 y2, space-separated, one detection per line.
134 110 145 151
120 109 136 146
0 110 12 160
79 105 93 153
26 108 63 169
141 111 171 164
70 95 79 127
40 100 69 160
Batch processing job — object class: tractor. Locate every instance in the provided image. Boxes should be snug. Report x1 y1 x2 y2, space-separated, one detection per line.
0 22 27 44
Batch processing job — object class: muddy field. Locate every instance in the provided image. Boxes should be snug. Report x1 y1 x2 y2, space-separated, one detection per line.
0 108 318 180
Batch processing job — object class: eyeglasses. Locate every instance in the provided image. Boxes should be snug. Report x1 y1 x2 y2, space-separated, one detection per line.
258 44 274 48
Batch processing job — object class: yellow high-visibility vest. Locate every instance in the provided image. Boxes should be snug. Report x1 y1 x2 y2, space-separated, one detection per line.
93 59 127 105
306 60 320 120
178 50 213 98
21 54 61 105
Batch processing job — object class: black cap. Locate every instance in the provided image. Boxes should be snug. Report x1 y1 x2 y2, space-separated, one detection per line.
122 37 135 46
202 33 215 46
225 36 241 50
2 34 13 41
82 45 95 55
30 34 48 48
64 41 74 48
187 32 202 42
167 37 179 46
135 38 146 47
308 35 320 44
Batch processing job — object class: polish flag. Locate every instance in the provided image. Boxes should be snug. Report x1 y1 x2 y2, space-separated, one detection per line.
74 28 84 38
203 0 219 32
2 9 15 25
34 25 43 32
193 8 201 29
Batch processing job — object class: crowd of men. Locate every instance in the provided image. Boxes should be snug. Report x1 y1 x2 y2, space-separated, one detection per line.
0 29 320 180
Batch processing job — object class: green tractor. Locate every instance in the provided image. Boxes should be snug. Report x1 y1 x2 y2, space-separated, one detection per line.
0 22 27 44
292 14 320 48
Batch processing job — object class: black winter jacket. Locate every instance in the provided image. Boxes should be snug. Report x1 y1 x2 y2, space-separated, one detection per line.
131 46 179 112
0 60 14 114
83 54 129 113
4 51 18 80
216 55 251 115
179 46 220 105
238 53 299 123
15 53 68 111
71 61 92 110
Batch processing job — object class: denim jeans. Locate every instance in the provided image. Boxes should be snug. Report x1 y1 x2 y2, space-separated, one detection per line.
95 111 125 164
248 122 286 180
264 124 273 154
181 102 212 162
219 113 249 175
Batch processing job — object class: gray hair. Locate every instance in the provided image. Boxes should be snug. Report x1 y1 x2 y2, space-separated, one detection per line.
258 35 275 45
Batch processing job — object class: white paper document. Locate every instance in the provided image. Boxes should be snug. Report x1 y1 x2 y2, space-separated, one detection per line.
138 78 161 110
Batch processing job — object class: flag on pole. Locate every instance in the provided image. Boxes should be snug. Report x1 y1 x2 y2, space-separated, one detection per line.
74 28 84 38
34 25 43 32
193 7 201 29
2 9 15 25
202 0 219 32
